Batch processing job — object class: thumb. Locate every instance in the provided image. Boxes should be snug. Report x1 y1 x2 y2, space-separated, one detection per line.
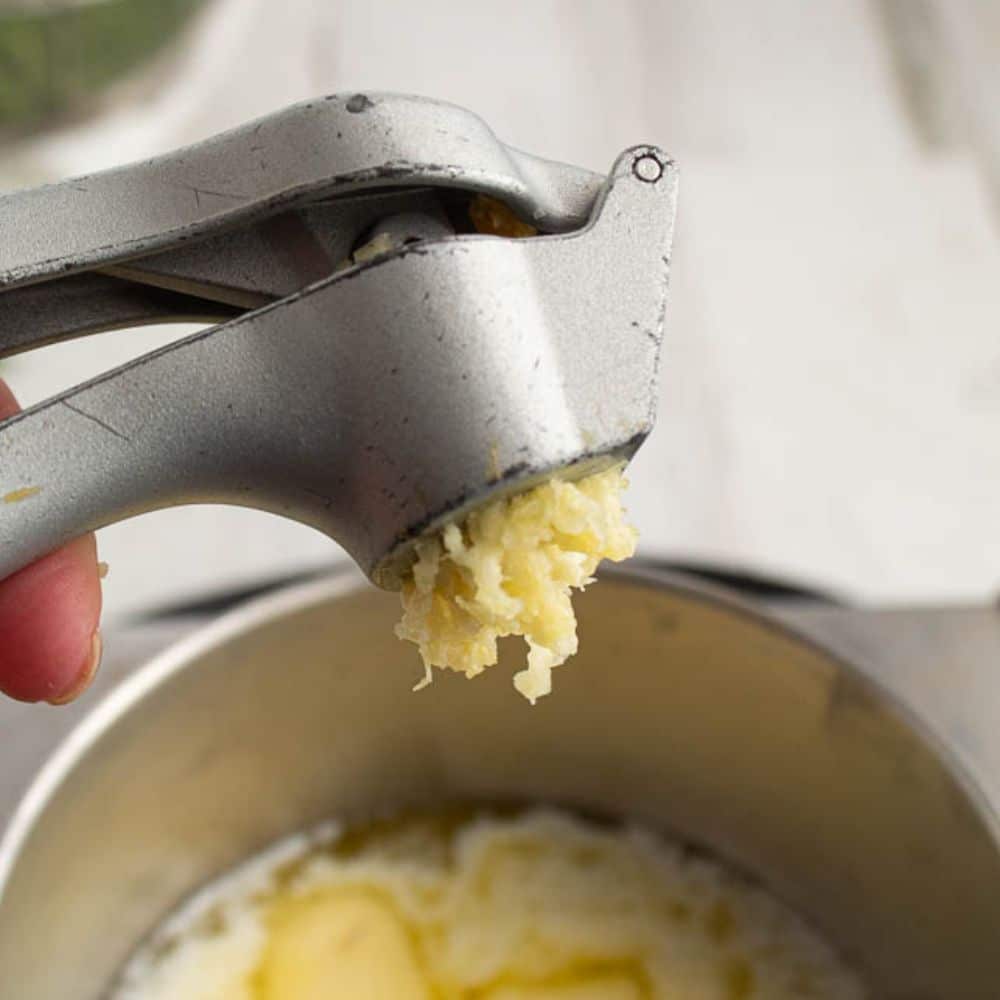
0 380 104 704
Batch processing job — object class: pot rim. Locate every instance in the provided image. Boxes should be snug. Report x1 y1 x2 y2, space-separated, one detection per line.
2 564 997 902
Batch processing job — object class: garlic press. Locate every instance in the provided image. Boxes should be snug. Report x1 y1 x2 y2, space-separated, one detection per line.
0 93 677 588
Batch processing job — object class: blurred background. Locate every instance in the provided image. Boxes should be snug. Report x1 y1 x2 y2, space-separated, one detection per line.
1 0 998 620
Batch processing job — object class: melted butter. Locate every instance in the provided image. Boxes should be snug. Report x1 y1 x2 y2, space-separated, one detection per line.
112 810 868 1000
251 889 428 998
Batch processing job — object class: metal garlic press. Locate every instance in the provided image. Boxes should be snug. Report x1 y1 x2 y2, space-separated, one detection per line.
0 93 677 588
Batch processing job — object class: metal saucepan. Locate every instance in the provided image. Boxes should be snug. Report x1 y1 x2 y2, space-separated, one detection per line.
0 567 998 998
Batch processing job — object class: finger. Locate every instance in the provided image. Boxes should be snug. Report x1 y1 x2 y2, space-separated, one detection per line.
0 382 104 704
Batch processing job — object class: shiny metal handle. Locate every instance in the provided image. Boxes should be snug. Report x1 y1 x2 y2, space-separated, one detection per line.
0 147 677 586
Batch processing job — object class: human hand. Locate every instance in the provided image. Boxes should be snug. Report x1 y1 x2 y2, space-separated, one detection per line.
0 380 103 704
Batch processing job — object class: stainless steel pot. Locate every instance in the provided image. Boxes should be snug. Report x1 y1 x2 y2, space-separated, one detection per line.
1 568 998 998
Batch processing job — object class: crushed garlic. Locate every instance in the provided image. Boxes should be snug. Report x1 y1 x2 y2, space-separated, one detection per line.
395 466 636 702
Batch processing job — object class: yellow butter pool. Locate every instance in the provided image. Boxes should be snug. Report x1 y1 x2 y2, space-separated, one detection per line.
111 810 867 999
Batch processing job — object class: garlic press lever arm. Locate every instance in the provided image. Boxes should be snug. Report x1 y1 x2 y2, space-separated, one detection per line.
1 93 605 355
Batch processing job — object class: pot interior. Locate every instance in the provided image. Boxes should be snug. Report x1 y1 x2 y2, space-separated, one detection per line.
1 571 998 998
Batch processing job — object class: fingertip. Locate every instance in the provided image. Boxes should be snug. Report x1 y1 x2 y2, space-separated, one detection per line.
47 629 103 705
0 378 19 415
0 534 104 704
0 382 105 705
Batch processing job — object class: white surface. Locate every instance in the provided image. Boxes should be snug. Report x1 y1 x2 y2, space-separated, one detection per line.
3 0 999 616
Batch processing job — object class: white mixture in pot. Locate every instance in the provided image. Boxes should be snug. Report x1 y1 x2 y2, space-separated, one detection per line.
111 809 867 1000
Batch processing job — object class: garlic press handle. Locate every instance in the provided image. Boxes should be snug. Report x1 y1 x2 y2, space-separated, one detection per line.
0 93 601 291
0 146 677 587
